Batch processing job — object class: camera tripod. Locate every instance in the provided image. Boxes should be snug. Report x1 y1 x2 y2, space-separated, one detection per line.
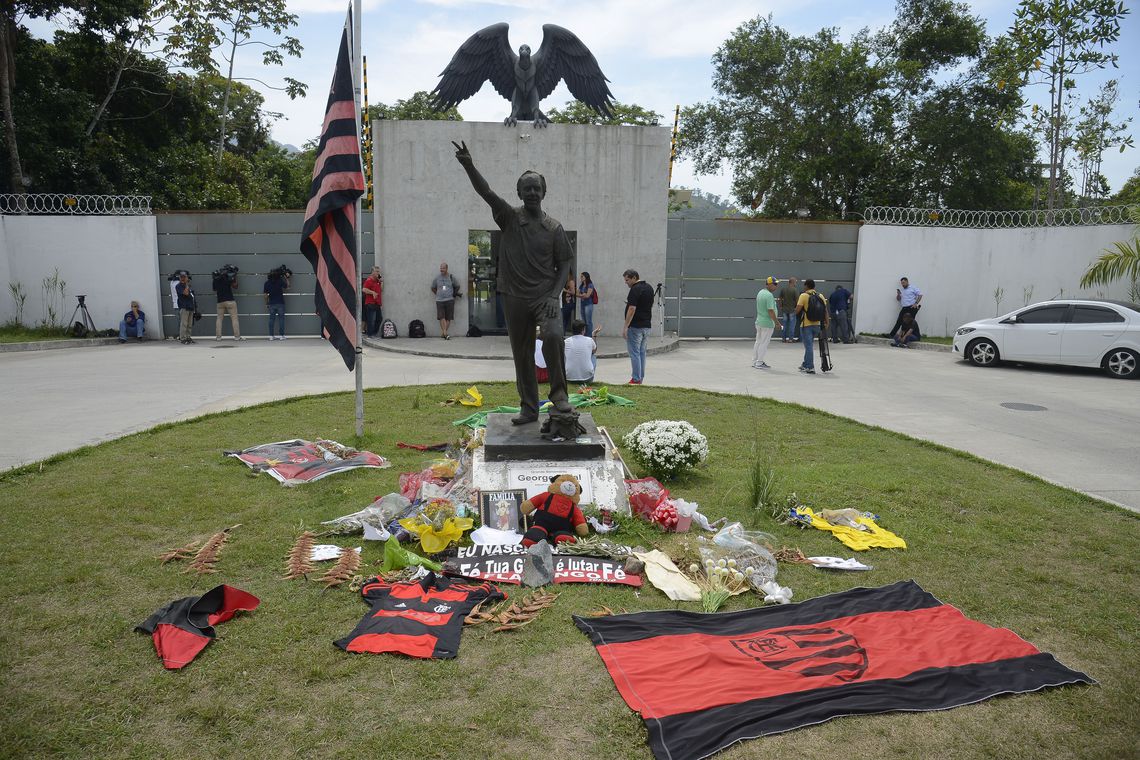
69 295 97 334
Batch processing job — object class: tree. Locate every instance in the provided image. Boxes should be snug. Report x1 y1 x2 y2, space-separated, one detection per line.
681 16 890 218
1114 168 1140 205
1073 80 1133 202
1 0 150 194
164 0 305 168
547 100 661 126
1080 220 1139 295
994 0 1130 209
681 2 1038 217
367 91 460 121
2 23 312 209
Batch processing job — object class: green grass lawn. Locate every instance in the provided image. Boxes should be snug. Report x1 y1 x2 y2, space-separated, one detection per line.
0 324 75 343
1 383 1137 760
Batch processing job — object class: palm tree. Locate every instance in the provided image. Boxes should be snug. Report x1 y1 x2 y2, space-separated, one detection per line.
1081 209 1140 299
1080 239 1140 288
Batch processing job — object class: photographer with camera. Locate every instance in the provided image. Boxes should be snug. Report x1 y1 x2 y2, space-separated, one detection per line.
175 271 197 344
213 264 243 341
263 265 291 340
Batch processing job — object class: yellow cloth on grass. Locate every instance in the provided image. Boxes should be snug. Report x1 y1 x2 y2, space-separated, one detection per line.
399 516 473 554
796 506 906 551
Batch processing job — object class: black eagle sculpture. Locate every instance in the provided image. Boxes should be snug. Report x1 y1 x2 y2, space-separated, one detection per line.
430 23 615 127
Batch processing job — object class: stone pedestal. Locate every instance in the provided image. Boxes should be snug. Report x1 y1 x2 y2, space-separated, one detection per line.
484 412 606 461
472 413 630 513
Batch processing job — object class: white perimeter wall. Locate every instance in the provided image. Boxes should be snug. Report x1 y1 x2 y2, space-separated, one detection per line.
854 224 1136 337
0 216 161 336
373 120 670 336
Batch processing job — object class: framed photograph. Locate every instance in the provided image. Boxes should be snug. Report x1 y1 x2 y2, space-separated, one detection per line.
479 489 529 533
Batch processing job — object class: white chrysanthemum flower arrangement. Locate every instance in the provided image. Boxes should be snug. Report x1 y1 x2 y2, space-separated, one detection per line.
622 419 709 481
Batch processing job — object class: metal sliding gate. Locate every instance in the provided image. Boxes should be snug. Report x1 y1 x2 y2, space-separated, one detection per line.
156 211 374 339
664 218 860 338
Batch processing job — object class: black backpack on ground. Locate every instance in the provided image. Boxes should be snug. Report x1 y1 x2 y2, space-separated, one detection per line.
408 319 426 338
380 319 398 339
466 323 483 338
805 291 827 322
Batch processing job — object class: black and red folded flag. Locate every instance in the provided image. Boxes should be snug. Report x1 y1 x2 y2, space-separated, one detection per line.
335 572 504 659
136 585 260 669
575 580 1093 760
300 14 365 371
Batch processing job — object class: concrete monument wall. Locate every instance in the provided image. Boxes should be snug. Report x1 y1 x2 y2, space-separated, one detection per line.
854 223 1136 337
373 121 671 337
0 215 161 336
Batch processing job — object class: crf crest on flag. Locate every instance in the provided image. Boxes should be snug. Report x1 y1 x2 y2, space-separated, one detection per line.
300 12 364 370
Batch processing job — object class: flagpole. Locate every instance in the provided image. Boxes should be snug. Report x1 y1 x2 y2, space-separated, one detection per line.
352 0 364 438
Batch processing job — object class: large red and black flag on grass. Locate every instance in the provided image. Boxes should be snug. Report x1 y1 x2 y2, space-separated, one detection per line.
301 12 365 371
575 581 1093 760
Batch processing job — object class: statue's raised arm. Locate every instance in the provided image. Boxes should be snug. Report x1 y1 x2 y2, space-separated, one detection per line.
452 141 499 207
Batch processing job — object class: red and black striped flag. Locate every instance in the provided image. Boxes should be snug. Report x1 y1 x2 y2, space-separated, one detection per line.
576 581 1092 760
301 14 364 371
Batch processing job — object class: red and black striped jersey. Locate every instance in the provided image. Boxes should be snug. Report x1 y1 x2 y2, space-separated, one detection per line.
335 572 504 659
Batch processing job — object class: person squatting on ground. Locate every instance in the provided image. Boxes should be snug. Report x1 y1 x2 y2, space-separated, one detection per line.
890 276 923 337
363 265 383 338
891 311 922 348
213 266 242 341
778 276 800 343
431 262 461 340
795 278 829 374
263 267 290 340
623 269 654 385
829 283 853 344
119 301 145 342
576 271 597 337
565 319 600 383
453 140 574 425
175 272 196 344
753 276 780 369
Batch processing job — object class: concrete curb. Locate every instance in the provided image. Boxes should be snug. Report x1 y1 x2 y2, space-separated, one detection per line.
362 335 681 360
0 337 123 353
857 335 952 353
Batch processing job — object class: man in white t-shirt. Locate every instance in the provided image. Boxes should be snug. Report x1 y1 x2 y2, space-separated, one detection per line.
564 319 599 383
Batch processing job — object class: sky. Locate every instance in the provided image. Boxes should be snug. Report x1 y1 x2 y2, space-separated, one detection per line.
36 0 1140 204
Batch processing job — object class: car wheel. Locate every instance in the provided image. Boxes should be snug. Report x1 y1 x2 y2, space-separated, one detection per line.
966 338 999 367
1103 348 1139 379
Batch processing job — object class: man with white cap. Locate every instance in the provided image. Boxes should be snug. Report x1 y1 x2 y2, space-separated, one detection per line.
753 276 780 369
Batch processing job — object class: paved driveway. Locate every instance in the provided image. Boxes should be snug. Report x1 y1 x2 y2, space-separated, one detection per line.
1 337 1136 511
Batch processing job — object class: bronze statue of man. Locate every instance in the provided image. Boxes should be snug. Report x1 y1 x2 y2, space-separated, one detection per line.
453 140 574 426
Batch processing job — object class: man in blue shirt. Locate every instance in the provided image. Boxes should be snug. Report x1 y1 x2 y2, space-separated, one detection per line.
828 284 853 344
119 301 145 342
890 276 923 337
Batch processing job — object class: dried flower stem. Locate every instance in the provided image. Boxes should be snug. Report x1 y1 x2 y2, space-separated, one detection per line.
318 548 361 587
283 531 317 580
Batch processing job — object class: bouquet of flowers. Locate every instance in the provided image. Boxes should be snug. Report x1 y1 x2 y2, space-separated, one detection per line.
622 420 709 481
688 558 751 613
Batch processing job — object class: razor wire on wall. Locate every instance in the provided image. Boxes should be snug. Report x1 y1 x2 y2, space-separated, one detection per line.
863 204 1139 229
0 194 152 215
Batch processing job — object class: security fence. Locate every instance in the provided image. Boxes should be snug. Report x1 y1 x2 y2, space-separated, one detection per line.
157 211 375 339
863 204 1139 229
0 193 152 215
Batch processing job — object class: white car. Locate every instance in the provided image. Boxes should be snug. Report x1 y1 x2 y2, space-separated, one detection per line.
952 299 1140 379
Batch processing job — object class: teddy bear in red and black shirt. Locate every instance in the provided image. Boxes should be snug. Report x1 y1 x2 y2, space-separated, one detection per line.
521 474 589 546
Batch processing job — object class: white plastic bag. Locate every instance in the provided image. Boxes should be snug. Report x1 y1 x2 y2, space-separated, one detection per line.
701 522 778 588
